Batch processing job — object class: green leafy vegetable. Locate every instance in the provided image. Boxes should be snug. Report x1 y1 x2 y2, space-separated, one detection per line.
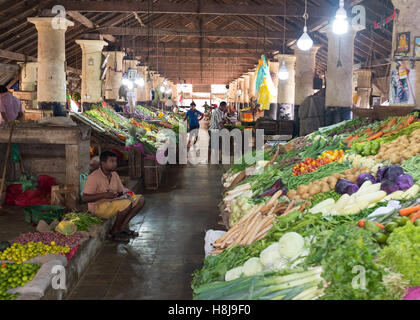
378 222 420 286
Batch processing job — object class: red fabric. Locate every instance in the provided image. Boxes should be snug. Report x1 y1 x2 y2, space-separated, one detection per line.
14 189 50 206
5 175 56 206
5 184 23 205
37 175 57 194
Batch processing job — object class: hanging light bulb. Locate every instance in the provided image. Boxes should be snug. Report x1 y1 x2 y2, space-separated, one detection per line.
166 88 172 94
296 0 313 51
135 78 145 87
278 60 289 81
160 85 165 92
332 0 348 35
163 79 168 86
126 81 134 90
297 26 313 51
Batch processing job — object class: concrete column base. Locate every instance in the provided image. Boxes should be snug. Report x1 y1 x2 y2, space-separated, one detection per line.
38 102 66 116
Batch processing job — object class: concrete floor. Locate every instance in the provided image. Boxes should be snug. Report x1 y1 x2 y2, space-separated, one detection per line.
67 163 224 300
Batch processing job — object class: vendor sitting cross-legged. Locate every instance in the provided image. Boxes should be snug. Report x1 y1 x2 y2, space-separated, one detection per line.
82 151 145 242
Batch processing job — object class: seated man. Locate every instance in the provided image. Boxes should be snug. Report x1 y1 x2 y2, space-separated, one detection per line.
82 151 145 242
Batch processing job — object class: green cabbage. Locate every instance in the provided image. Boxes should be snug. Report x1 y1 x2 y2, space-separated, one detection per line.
378 222 420 286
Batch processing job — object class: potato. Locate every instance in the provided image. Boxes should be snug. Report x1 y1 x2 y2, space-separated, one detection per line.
287 190 297 199
391 155 401 164
332 173 341 179
297 185 309 194
311 184 321 194
321 182 330 193
321 176 329 183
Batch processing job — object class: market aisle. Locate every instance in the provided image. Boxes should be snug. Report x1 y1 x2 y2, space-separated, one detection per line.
67 163 224 300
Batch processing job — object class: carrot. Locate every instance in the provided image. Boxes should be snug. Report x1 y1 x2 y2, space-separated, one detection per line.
405 115 415 127
345 135 353 141
409 211 420 223
367 131 383 140
375 222 385 229
399 205 420 216
358 219 366 228
362 128 374 133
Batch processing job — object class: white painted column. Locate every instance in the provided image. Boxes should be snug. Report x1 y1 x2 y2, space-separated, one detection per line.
243 74 250 107
102 51 125 101
75 39 107 108
238 77 245 107
28 17 74 114
248 71 256 102
276 54 296 119
18 62 38 92
390 0 420 106
293 44 320 105
326 27 358 107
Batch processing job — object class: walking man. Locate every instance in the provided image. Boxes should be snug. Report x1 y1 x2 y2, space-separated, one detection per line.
184 102 204 148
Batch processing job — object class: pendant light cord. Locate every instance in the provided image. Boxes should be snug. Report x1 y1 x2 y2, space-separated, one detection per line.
303 0 308 28
283 0 286 54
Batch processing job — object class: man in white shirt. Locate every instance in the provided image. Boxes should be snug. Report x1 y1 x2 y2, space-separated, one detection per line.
165 98 174 111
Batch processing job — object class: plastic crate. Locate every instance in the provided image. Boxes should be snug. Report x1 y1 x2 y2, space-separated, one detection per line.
24 205 65 226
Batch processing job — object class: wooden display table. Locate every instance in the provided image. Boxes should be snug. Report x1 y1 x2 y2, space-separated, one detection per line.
0 123 91 209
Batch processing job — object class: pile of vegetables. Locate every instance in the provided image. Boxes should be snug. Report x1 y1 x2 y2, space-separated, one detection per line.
205 113 420 300
12 232 83 248
0 242 70 264
0 263 40 300
378 222 420 286
63 212 103 232
292 150 344 176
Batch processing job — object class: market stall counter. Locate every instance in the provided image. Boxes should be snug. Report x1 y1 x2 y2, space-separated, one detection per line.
0 122 91 209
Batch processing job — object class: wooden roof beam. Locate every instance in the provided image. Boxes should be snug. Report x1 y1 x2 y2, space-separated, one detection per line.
67 11 116 42
95 27 299 40
56 1 330 17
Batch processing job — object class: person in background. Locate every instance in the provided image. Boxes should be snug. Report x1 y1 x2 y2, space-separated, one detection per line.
203 101 210 115
165 97 175 111
184 102 204 148
0 85 23 124
83 151 145 243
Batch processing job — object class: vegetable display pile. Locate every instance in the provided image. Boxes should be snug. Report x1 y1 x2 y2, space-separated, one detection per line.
0 263 40 300
0 242 70 264
195 113 420 300
12 232 83 248
292 150 344 176
63 212 103 232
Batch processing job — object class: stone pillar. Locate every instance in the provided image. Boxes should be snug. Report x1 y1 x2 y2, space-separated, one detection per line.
293 44 320 106
325 27 358 108
248 71 256 102
265 60 279 119
355 69 373 108
75 39 107 109
28 17 74 115
238 78 245 109
276 54 296 119
102 51 125 101
18 62 38 92
243 74 250 107
390 0 420 106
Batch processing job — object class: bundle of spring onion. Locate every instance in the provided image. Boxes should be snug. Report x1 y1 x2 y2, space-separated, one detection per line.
193 267 325 300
